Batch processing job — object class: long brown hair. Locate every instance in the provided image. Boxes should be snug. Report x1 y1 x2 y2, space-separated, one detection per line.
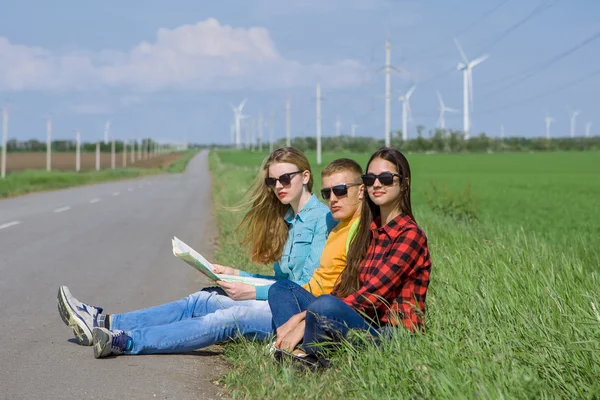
336 147 414 297
238 147 313 264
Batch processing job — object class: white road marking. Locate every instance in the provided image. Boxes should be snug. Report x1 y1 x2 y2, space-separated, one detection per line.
0 221 21 230
90 198 101 204
112 192 120 196
54 206 71 213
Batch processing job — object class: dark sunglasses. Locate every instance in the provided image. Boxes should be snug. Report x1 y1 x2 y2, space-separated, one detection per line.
361 172 401 186
265 170 303 188
320 183 361 200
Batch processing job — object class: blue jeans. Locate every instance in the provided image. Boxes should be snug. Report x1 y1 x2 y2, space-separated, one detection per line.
268 280 317 329
110 291 273 354
268 280 385 356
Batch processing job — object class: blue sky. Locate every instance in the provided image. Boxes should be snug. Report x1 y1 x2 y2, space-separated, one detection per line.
0 0 599 145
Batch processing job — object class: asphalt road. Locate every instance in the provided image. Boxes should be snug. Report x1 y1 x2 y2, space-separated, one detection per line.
0 150 227 399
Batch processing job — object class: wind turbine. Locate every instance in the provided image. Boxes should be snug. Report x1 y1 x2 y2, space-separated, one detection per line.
569 109 581 138
454 38 489 140
351 122 358 137
585 122 592 138
104 120 111 144
335 116 341 137
399 86 416 141
436 90 459 132
544 114 554 140
230 99 248 149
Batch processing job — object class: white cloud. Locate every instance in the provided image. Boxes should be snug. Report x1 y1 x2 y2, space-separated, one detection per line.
0 19 369 92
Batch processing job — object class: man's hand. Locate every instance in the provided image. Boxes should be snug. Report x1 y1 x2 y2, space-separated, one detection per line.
275 311 307 346
277 320 306 352
212 264 239 276
216 281 255 300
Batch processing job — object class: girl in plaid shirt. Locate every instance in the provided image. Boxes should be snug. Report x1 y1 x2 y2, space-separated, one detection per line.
268 148 431 368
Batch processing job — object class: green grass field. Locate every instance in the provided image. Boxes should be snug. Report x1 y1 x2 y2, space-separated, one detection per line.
209 149 599 399
0 149 199 198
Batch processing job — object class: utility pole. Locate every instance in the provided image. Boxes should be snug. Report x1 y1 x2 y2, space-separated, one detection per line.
316 83 322 166
286 97 291 147
111 138 116 169
96 141 100 171
1 107 7 179
131 138 135 164
46 117 52 172
384 39 391 147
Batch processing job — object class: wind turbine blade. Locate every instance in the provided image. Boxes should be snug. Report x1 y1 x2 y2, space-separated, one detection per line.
436 90 444 108
453 37 469 64
406 85 416 99
469 54 489 69
446 107 460 113
239 98 247 112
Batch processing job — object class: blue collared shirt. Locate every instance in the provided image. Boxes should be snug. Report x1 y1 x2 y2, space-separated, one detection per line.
239 194 338 300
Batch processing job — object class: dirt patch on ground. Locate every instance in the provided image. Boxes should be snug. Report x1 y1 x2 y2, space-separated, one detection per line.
5 152 183 172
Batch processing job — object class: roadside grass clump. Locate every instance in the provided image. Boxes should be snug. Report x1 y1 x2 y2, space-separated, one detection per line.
424 181 478 223
210 149 599 399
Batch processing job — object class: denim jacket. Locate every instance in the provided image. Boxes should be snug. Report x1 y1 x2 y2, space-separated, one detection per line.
239 194 337 300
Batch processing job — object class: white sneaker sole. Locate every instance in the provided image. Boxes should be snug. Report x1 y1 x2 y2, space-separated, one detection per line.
57 287 93 346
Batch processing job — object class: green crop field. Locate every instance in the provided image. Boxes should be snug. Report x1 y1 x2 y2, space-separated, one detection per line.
210 149 600 399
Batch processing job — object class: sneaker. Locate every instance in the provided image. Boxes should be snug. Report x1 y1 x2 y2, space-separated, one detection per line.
57 286 103 346
93 328 132 359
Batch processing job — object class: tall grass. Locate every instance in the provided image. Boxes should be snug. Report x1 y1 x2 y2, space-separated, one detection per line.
210 150 599 399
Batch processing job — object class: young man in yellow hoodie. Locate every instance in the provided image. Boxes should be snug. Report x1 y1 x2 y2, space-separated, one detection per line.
271 158 364 350
302 157 363 296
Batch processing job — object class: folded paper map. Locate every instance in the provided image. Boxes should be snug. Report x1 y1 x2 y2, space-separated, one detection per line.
172 236 275 287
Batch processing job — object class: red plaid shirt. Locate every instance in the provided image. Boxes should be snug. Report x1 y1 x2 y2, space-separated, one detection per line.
333 213 431 331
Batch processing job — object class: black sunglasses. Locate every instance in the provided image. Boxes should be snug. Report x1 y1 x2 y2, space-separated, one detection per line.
361 172 401 186
320 183 361 200
265 170 303 188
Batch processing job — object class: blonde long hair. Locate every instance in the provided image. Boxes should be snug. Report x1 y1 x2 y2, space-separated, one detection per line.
239 147 313 264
